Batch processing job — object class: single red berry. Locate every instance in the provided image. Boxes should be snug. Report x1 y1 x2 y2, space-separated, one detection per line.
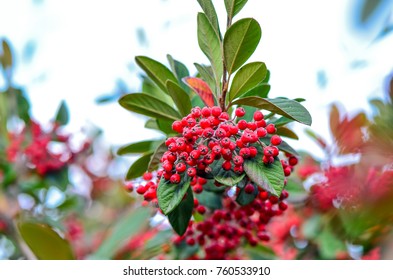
271 135 282 146
249 146 258 158
239 147 250 158
194 198 199 207
220 137 231 148
187 167 197 177
288 156 298 166
253 111 264 121
244 184 254 194
235 107 246 117
197 205 206 215
222 160 232 170
170 173 181 184
256 119 267 128
171 121 183 133
186 238 196 246
211 106 222 117
259 190 269 200
247 122 257 131
125 183 134 192
266 124 276 134
233 155 244 166
219 112 230 120
198 145 209 155
284 167 291 176
201 107 211 117
193 184 203 193
279 201 288 211
142 172 153 181
176 162 186 173
263 155 274 164
257 127 267 138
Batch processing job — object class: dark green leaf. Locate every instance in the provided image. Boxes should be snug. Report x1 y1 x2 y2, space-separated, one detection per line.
135 56 178 93
141 75 173 106
157 118 175 135
158 176 191 215
126 152 153 180
197 0 221 39
46 167 69 191
236 183 258 206
15 89 31 122
18 222 74 259
243 156 285 196
166 80 192 117
167 55 190 93
228 62 267 103
119 93 181 121
211 158 245 186
54 100 69 126
223 18 261 75
244 244 277 260
168 187 194 236
196 190 223 210
202 179 227 193
148 141 167 172
232 97 312 125
117 140 162 155
89 207 151 259
239 83 270 99
197 13 222 86
224 0 249 20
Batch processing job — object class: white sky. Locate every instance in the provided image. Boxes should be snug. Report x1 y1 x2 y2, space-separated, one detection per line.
1 0 392 159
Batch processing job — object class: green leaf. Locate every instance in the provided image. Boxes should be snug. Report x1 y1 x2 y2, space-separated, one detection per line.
197 0 221 39
167 55 190 93
148 141 167 172
119 93 181 121
145 118 160 130
141 75 174 106
126 152 153 180
18 222 74 260
157 118 175 135
166 80 192 117
196 190 223 210
239 83 270 99
157 176 191 215
228 62 267 102
211 158 245 186
276 126 299 140
232 97 312 125
223 18 261 75
89 207 151 259
194 63 217 96
117 140 162 155
54 100 69 126
236 183 258 206
224 0 249 20
0 39 13 69
168 187 194 236
135 56 178 93
243 156 285 196
15 88 31 123
197 13 223 86
302 215 322 239
318 226 346 259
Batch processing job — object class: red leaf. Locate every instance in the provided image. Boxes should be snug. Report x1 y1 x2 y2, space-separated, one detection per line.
182 77 215 107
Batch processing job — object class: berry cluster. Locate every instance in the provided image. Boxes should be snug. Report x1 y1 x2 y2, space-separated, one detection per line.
6 121 89 175
174 189 289 259
160 106 282 184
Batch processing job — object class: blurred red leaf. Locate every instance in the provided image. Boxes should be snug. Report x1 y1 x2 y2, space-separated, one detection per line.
183 77 215 107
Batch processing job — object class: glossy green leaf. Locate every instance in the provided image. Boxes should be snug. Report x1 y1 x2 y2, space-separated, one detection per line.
197 0 221 39
145 118 160 130
117 140 162 155
54 100 69 126
157 118 175 135
141 75 174 106
167 55 190 93
158 176 191 215
232 97 312 125
197 13 223 85
224 0 249 20
18 222 74 260
166 80 192 117
126 152 153 180
90 207 151 259
148 141 167 172
15 88 31 123
168 187 194 236
243 156 285 196
223 18 261 75
228 62 267 102
135 56 178 93
196 190 223 210
239 83 270 99
119 93 181 121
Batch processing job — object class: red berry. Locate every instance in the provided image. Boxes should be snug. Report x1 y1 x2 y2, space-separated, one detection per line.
271 135 282 146
235 107 246 117
284 167 291 176
244 184 254 194
266 124 276 134
186 238 196 246
170 173 181 184
198 145 209 155
187 167 197 177
288 156 298 166
219 112 230 120
222 160 232 170
176 162 186 173
239 147 250 158
249 146 258 158
237 120 248 130
172 121 183 133
257 127 267 138
142 172 153 181
197 205 206 215
201 107 211 117
253 111 264 121
279 201 288 211
211 106 222 117
233 155 244 166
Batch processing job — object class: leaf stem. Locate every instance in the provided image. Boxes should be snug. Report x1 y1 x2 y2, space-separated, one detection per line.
220 16 233 112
